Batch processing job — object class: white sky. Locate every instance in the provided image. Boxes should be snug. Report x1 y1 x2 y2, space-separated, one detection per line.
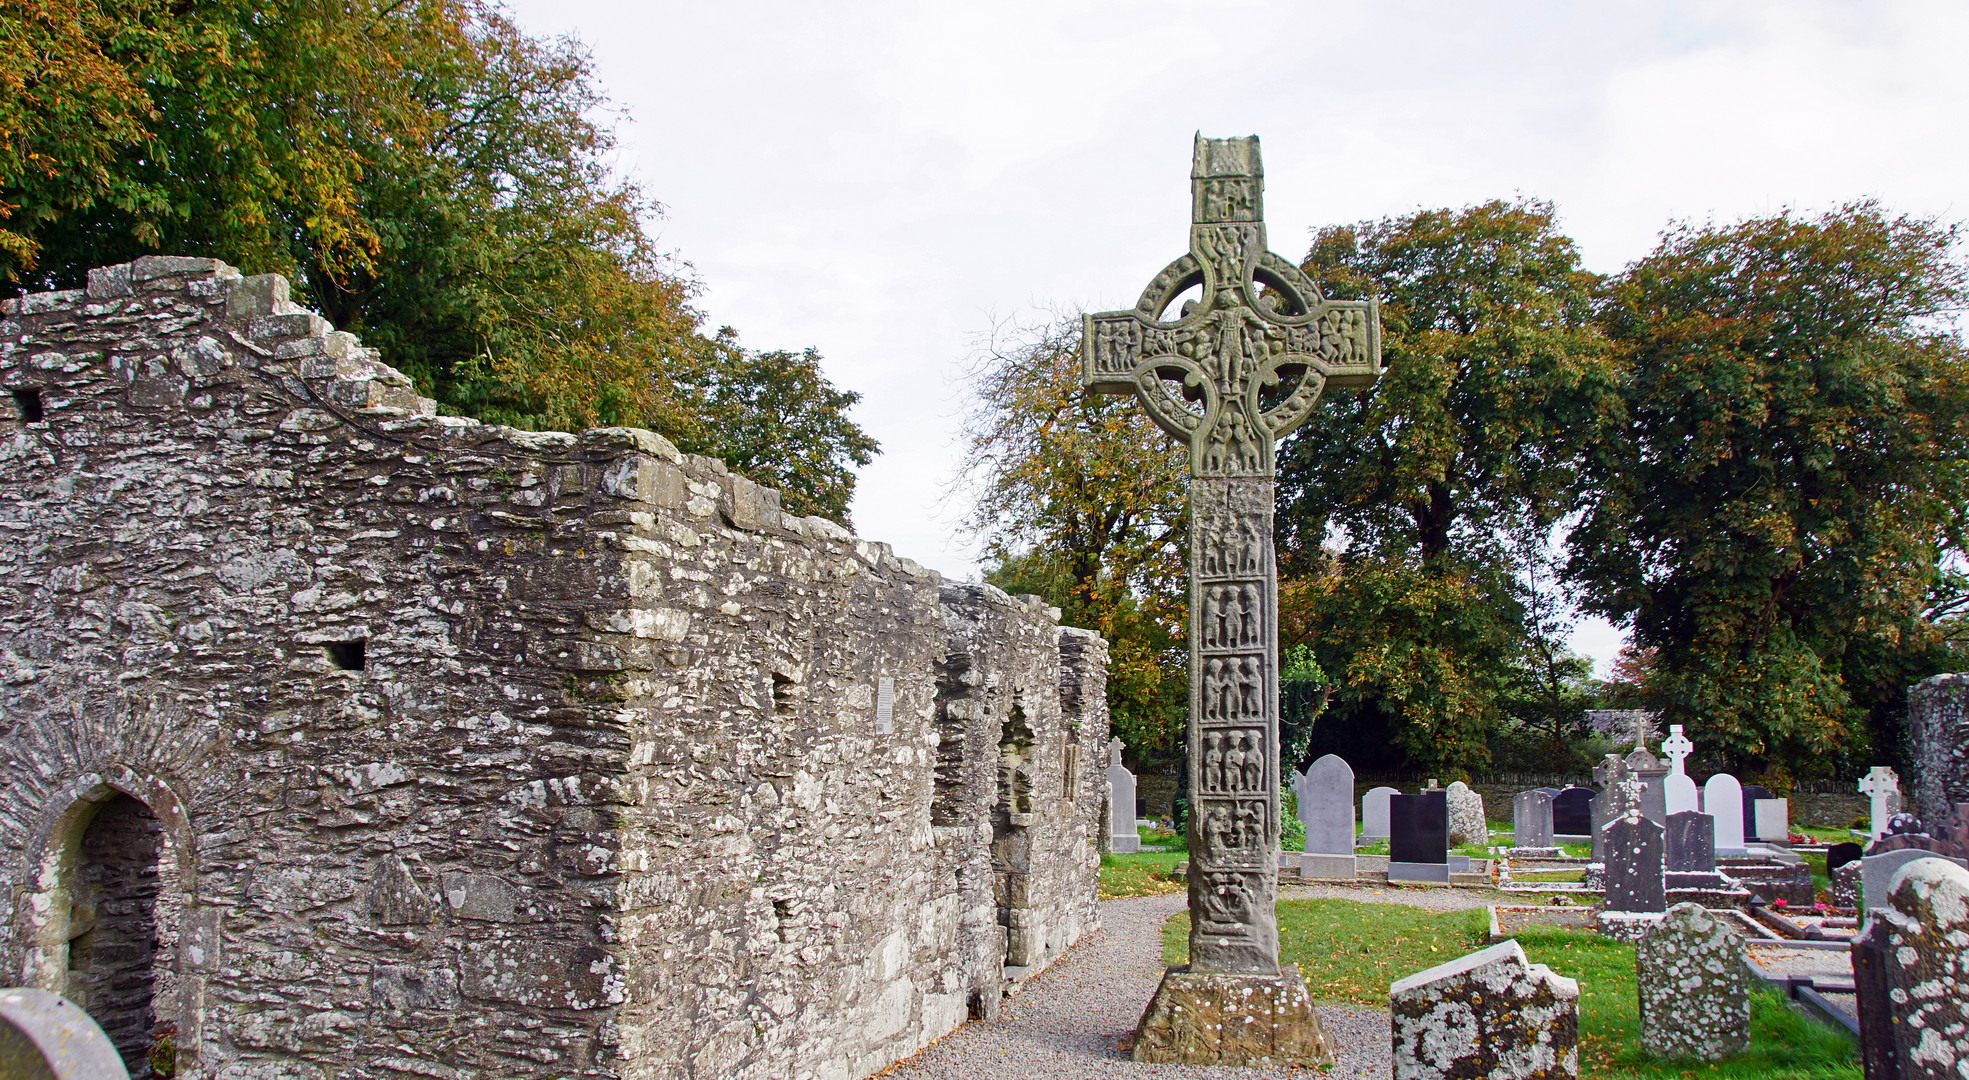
501 0 1969 677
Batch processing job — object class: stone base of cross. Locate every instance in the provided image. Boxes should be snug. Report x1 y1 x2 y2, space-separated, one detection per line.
1085 134 1380 1068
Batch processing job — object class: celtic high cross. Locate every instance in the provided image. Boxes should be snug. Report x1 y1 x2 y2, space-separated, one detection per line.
1084 135 1380 974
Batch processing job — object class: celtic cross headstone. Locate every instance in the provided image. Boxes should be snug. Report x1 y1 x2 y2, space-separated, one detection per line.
1085 134 1379 1067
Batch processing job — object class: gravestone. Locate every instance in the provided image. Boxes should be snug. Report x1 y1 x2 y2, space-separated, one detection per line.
1852 857 1969 1079
1552 788 1592 838
1703 773 1747 856
1299 754 1356 880
1862 846 1969 912
1092 134 1376 1069
1590 754 1630 862
1636 902 1749 1061
1390 939 1580 1080
1739 786 1774 837
1360 786 1399 842
1664 810 1717 890
1626 745 1669 824
1660 725 1700 815
1390 791 1449 883
1514 790 1555 851
1107 738 1142 853
1604 810 1666 914
1752 798 1789 844
0 987 131 1080
1445 780 1486 847
1830 860 1860 909
1826 841 1863 876
1859 766 1901 841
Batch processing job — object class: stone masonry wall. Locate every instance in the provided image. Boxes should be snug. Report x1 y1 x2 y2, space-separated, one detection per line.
1911 672 1969 826
0 257 1106 1080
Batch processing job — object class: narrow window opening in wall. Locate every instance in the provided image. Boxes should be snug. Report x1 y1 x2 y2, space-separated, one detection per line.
1062 742 1080 799
70 794 165 1075
772 672 796 716
13 388 44 423
325 640 366 671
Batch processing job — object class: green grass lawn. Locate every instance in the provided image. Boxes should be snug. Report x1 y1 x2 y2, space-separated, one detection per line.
1098 849 1184 899
1161 898 1859 1078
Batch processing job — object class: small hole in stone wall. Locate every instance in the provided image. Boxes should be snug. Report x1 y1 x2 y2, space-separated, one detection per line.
325 640 366 671
13 388 44 423
772 672 796 716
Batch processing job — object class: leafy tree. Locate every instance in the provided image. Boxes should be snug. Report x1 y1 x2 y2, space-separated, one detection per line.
0 0 876 523
1570 203 1969 778
1278 199 1619 772
956 316 1190 754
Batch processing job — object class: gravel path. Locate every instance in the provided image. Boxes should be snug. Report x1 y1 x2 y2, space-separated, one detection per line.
885 888 1413 1079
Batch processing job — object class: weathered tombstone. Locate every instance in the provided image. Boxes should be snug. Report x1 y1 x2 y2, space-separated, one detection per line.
1590 753 1630 862
1664 809 1717 881
1752 798 1789 844
1830 860 1860 909
1703 773 1747 857
1604 810 1666 913
1299 754 1356 879
1390 939 1580 1080
1514 789 1555 851
1636 902 1749 1061
1859 766 1901 841
1660 725 1700 816
1626 745 1669 825
1740 785 1775 837
1093 135 1377 1069
1908 672 1969 826
1826 841 1863 876
1446 780 1487 847
1551 787 1592 839
1390 791 1449 883
1852 857 1969 1079
1862 846 1969 912
0 987 132 1080
1360 786 1399 842
1107 737 1142 852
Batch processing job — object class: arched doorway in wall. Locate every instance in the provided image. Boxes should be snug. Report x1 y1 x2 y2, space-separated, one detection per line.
64 792 176 1077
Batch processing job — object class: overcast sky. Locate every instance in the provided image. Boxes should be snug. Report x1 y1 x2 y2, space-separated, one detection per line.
500 0 1969 676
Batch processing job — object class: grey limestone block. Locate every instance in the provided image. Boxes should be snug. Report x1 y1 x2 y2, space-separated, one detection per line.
1514 789 1554 849
1636 902 1749 1061
1391 938 1580 1080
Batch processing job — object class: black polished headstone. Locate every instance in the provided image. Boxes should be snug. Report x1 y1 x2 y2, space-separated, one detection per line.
1552 787 1592 836
1604 812 1666 913
1665 810 1716 872
1826 842 1863 875
1741 785 1774 838
1390 792 1448 864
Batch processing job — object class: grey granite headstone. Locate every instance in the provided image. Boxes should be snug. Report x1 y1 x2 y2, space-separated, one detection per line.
1740 785 1774 836
1513 790 1554 850
0 987 132 1080
1107 737 1141 852
1703 773 1746 856
1390 791 1449 883
1390 939 1580 1080
1445 781 1486 847
1665 810 1715 873
1604 810 1666 913
1361 786 1400 842
1590 753 1631 861
1299 753 1356 879
1853 857 1969 1078
1626 746 1668 824
1862 846 1968 911
1636 902 1749 1061
1752 798 1789 844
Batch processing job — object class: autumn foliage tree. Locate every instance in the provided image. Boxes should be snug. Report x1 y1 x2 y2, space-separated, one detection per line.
1569 203 1969 777
0 0 874 521
956 316 1190 754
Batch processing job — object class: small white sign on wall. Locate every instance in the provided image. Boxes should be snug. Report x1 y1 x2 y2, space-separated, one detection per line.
874 677 895 734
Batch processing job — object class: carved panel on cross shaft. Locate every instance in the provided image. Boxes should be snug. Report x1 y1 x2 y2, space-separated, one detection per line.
1200 656 1264 725
1194 177 1260 223
1195 870 1264 939
1199 584 1262 651
1199 729 1266 794
1196 798 1268 865
1197 515 1264 578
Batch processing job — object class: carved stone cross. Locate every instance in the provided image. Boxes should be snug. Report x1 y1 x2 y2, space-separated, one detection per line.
1661 726 1694 777
1860 766 1901 839
1084 135 1380 979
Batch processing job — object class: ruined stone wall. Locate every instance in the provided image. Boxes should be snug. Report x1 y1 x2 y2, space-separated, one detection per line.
1911 673 1969 826
0 257 1106 1080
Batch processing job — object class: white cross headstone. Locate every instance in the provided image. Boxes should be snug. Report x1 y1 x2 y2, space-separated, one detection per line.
1661 725 1699 815
1860 766 1901 841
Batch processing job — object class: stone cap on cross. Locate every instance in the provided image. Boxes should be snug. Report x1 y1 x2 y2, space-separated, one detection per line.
1080 134 1381 478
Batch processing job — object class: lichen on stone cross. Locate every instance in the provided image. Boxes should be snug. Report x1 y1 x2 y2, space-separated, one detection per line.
1082 133 1381 976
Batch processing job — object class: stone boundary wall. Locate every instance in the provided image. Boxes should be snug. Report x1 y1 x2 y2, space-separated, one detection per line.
0 257 1106 1080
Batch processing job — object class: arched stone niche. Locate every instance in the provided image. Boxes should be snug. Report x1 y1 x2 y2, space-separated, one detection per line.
15 765 202 1076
